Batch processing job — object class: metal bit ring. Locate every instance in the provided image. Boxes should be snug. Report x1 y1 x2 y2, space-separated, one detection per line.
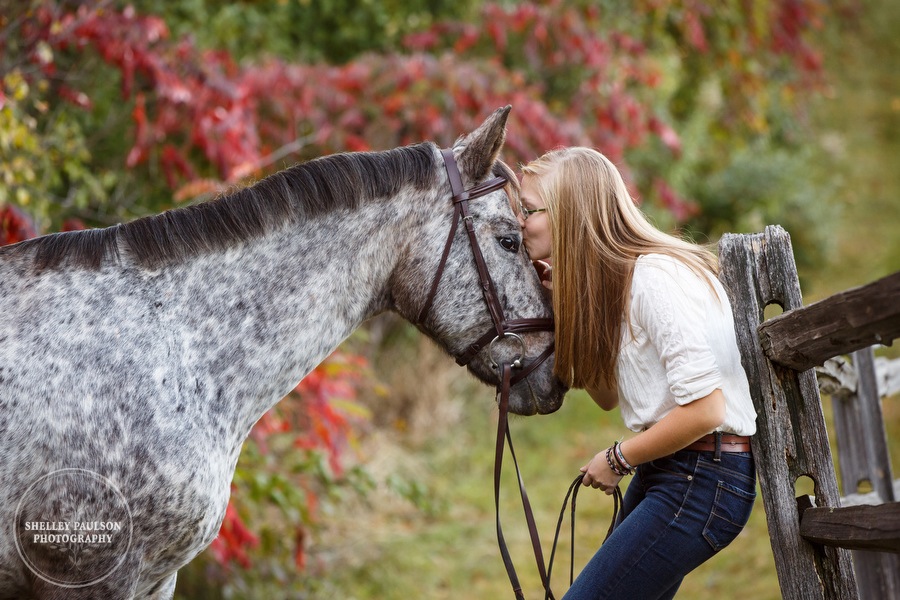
489 332 527 370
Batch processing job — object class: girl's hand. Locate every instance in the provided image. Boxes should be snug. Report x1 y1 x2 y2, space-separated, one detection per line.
580 449 624 495
533 260 553 291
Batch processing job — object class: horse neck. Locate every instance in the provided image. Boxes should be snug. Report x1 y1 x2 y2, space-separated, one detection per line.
162 194 428 438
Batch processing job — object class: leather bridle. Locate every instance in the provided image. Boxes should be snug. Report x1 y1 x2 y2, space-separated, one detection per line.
417 148 623 598
417 148 558 599
417 149 556 381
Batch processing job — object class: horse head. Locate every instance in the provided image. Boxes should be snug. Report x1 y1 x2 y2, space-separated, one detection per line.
393 107 567 415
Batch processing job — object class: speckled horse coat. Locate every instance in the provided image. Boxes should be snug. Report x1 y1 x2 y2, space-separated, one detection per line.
0 108 565 599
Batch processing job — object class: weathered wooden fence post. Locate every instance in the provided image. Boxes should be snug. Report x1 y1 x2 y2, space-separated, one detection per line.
717 225 858 599
828 347 900 598
831 348 896 506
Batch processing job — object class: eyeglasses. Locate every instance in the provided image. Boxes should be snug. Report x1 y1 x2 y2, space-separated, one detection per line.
518 200 547 221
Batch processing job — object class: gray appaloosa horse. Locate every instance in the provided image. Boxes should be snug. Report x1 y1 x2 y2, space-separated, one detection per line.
0 107 566 599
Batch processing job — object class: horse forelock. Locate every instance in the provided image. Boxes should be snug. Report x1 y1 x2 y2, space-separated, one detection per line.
1 142 439 272
492 159 520 205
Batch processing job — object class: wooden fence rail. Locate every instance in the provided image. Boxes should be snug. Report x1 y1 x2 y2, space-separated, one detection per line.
758 271 900 371
798 500 900 553
718 225 900 600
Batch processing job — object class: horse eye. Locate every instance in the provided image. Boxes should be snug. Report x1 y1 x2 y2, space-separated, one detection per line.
497 236 520 253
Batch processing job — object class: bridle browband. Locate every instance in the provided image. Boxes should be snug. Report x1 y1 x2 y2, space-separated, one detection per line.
417 148 559 599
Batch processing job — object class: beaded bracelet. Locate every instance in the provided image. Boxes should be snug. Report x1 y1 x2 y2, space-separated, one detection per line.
613 441 635 475
605 446 630 477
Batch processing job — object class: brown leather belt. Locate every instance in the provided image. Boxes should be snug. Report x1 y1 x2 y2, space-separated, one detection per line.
685 433 752 453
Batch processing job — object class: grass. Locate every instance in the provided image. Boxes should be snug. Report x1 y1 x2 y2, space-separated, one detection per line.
318 391 899 600
313 388 784 599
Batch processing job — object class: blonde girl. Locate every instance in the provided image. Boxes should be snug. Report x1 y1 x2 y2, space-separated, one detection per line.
518 147 757 600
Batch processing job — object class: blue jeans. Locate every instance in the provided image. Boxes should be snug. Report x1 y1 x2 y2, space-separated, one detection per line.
561 450 756 600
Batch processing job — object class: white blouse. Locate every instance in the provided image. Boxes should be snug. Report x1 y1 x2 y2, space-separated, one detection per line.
615 254 757 436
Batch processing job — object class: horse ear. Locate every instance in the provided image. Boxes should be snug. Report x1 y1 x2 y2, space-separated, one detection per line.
453 106 511 186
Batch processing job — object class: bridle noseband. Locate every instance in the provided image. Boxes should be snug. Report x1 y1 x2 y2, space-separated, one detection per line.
417 148 559 599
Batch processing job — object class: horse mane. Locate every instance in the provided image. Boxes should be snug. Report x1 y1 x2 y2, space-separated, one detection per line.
4 142 438 271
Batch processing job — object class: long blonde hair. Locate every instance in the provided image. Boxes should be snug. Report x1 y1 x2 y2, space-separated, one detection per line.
521 147 718 390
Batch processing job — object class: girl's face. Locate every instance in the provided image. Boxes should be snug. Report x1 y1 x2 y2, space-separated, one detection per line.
517 174 552 261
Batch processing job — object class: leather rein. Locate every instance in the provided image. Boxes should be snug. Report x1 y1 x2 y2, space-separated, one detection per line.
418 149 557 599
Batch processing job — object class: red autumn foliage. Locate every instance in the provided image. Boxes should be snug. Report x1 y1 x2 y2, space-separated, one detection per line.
231 352 370 570
8 1 828 232
0 206 37 246
3 2 656 204
208 500 259 569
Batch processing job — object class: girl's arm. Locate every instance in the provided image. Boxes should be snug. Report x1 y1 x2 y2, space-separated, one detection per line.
617 388 725 465
580 389 725 493
585 383 619 410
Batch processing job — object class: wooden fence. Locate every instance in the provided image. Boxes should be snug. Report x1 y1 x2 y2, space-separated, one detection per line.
815 348 900 598
717 225 900 600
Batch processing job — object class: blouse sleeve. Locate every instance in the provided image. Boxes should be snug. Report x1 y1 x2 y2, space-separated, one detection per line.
631 256 723 405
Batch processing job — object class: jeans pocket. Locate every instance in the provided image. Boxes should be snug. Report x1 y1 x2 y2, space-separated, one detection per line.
702 480 756 552
698 454 756 488
645 455 694 481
